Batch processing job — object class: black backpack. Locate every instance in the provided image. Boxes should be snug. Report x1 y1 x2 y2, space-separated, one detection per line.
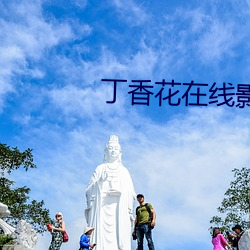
136 203 154 229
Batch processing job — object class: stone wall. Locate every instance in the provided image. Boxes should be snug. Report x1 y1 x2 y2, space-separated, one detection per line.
1 245 26 250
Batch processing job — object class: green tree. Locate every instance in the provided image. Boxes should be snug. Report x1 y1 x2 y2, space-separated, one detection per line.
210 167 250 232
0 143 52 233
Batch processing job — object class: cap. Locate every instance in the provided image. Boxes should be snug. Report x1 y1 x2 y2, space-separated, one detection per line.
232 225 243 231
136 194 144 198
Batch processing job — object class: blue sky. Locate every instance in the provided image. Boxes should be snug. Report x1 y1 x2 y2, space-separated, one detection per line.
1 0 250 249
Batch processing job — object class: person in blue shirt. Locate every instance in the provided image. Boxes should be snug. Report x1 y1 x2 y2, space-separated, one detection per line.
79 227 96 250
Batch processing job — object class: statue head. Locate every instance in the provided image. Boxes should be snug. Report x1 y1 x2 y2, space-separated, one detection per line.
0 202 10 218
104 135 122 163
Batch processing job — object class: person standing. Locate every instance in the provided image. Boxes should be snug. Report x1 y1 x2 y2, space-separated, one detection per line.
211 227 232 250
49 212 66 250
133 194 156 250
79 227 96 250
231 225 244 250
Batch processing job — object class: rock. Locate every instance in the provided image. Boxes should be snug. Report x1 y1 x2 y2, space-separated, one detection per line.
238 229 250 250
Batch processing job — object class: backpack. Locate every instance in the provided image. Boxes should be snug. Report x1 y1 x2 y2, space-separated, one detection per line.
136 203 154 229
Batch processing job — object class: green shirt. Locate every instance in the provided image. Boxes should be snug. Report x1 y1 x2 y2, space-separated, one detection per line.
136 203 153 225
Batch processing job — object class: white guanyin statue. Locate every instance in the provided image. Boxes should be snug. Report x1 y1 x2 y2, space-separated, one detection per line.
85 135 136 250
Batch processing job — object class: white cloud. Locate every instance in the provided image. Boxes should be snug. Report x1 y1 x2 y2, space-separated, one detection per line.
145 4 248 73
196 20 236 62
73 0 87 9
81 47 129 84
58 44 158 86
127 42 158 79
112 0 148 26
48 83 126 120
82 45 157 82
0 2 73 58
0 1 74 110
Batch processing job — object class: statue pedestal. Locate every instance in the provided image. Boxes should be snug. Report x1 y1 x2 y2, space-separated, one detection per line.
1 245 26 250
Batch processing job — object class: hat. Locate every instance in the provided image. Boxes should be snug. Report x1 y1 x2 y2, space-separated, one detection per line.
55 212 63 218
136 194 144 198
232 225 243 231
84 227 94 234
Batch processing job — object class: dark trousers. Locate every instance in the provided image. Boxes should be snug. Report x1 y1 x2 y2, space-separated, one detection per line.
136 223 155 250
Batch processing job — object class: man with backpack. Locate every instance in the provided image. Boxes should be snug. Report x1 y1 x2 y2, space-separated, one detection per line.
132 194 156 250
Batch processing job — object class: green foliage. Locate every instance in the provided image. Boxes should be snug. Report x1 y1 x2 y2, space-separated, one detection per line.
0 234 14 246
210 167 250 232
0 144 36 175
0 143 52 233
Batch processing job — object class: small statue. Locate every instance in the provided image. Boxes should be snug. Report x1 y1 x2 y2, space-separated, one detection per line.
0 202 11 218
0 202 38 250
13 220 38 250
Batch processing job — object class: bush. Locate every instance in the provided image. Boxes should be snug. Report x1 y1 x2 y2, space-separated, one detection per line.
0 234 14 247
